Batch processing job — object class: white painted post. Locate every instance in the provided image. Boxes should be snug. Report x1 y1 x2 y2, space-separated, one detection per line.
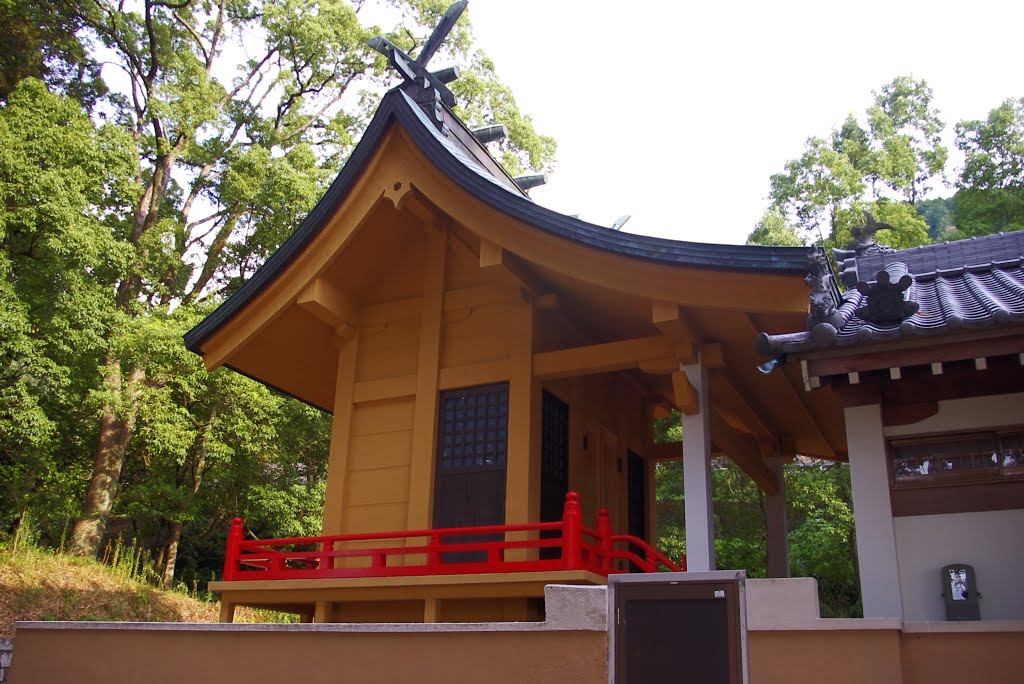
845 404 903 618
765 458 790 578
682 356 715 571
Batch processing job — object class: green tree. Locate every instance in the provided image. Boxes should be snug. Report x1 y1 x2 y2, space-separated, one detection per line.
866 76 947 204
770 77 942 251
653 413 859 616
0 0 105 107
953 97 1024 236
770 135 864 246
0 79 134 537
746 208 804 247
24 0 556 559
915 196 957 241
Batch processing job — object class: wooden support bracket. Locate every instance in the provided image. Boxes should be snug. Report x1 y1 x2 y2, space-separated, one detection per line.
652 301 700 364
296 278 358 338
671 370 699 415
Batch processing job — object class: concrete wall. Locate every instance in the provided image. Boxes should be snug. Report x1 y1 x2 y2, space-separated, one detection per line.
894 509 1024 620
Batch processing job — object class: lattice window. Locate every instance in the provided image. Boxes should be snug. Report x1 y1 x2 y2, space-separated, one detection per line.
891 430 1024 486
437 383 509 472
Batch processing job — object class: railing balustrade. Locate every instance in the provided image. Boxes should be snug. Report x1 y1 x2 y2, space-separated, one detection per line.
222 492 684 581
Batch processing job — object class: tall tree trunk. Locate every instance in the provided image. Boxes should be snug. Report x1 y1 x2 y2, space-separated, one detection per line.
160 520 182 588
68 363 145 557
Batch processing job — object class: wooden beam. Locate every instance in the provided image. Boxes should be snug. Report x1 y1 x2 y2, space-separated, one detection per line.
701 342 726 369
533 335 674 380
648 441 683 462
709 372 777 457
806 333 1024 377
478 238 549 296
709 413 779 495
533 293 560 311
352 374 417 403
672 370 699 415
743 314 838 460
296 278 358 337
638 356 681 374
652 301 700 363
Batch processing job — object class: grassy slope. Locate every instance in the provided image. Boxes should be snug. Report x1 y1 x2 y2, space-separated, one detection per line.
0 545 283 637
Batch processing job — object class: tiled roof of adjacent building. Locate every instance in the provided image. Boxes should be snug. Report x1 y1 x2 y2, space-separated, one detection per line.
758 231 1024 356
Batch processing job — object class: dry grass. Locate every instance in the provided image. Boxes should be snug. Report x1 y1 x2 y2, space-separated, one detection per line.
0 545 291 637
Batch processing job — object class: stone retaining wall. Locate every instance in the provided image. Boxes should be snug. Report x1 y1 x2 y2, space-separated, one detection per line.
0 638 13 684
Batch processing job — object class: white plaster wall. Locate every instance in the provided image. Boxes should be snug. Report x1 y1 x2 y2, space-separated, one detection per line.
883 392 1024 439
894 509 1024 620
885 392 1024 621
846 404 903 618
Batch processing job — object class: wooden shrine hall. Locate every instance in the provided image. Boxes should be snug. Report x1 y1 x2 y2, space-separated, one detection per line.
182 4 842 623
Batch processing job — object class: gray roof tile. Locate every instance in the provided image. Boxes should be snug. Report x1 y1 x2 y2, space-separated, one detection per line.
758 231 1024 356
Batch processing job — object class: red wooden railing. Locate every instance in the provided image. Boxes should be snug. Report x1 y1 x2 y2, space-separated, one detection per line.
222 492 685 581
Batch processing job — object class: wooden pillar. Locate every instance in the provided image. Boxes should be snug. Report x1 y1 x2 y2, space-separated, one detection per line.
765 458 790 578
406 225 447 531
314 600 333 623
682 355 715 571
423 598 440 623
218 600 236 624
321 334 359 536
505 298 540 542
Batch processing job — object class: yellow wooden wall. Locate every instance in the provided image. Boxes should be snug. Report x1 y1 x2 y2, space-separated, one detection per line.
321 225 654 541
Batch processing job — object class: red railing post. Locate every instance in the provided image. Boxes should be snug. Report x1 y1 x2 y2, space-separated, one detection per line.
561 492 582 570
427 532 442 570
321 538 334 574
223 517 244 581
597 507 613 574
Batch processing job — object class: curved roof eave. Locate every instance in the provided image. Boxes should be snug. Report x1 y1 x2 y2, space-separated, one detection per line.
185 88 814 352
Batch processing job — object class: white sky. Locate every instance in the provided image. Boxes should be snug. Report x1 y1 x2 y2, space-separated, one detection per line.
463 0 1024 245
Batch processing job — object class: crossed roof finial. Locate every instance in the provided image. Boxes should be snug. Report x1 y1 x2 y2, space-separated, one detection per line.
367 1 468 129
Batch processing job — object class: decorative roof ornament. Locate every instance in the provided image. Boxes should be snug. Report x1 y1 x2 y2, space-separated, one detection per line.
855 262 919 324
846 210 898 257
367 1 468 133
805 248 841 329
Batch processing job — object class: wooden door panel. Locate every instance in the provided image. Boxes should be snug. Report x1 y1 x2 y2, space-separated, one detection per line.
433 383 509 563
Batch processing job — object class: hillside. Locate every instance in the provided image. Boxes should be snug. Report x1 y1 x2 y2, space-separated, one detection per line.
0 545 285 637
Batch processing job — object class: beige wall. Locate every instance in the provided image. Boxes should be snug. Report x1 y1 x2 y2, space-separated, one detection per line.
901 631 1024 684
749 630 903 684
9 626 606 684
12 622 1023 684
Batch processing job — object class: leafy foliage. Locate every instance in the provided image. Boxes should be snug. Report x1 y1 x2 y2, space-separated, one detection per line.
953 98 1024 236
654 413 860 617
0 0 555 589
655 457 860 617
769 76 943 251
746 208 804 247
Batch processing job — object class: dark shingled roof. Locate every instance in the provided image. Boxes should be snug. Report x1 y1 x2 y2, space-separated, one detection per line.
186 88 816 352
758 231 1024 356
